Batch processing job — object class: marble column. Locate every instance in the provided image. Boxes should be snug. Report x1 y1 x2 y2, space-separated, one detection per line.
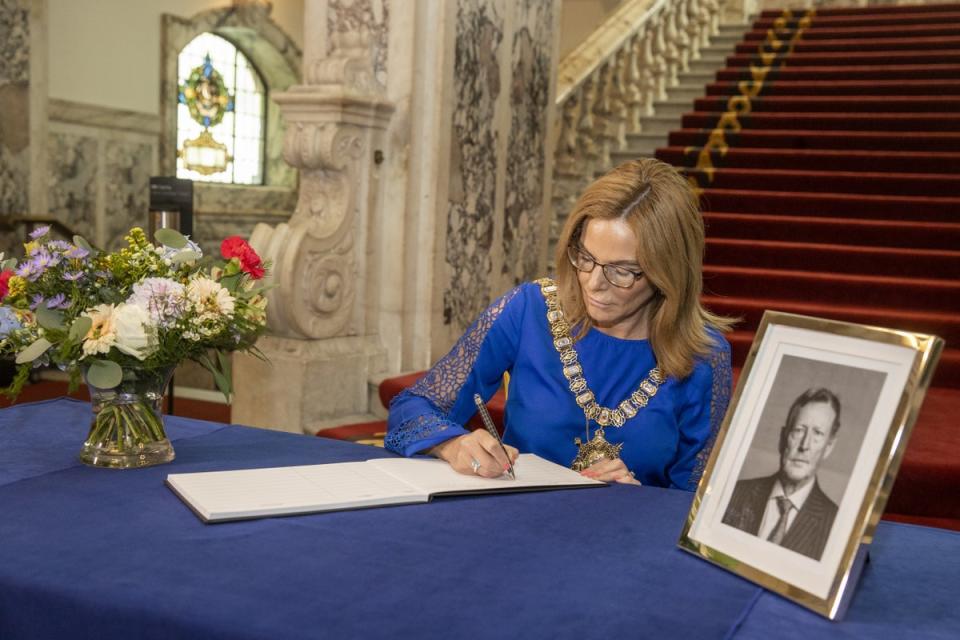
231 6 394 434
0 0 46 231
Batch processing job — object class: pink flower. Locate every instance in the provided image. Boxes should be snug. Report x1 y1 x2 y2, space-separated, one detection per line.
220 236 265 280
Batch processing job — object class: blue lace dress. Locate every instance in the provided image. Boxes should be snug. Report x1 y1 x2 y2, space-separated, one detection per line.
385 281 732 490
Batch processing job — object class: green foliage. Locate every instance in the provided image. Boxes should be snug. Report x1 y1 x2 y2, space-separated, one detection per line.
0 226 271 401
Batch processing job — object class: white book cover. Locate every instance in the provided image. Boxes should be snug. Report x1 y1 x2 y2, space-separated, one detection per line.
166 453 604 523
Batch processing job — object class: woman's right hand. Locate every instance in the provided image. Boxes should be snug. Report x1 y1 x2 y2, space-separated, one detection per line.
431 430 519 478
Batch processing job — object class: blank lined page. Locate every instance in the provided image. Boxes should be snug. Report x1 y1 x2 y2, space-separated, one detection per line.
166 462 427 522
367 453 604 496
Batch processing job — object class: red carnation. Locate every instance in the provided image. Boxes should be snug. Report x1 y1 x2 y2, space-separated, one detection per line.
220 236 265 280
0 270 13 300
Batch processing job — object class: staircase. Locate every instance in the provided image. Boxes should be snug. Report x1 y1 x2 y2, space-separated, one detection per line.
643 2 960 528
622 23 748 157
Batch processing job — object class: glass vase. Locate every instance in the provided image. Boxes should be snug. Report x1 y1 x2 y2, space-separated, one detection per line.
79 366 176 469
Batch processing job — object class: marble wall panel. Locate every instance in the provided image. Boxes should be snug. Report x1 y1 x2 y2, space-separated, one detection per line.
0 0 30 217
502 0 553 287
327 0 390 87
103 140 154 250
47 131 97 240
192 183 296 253
443 0 504 330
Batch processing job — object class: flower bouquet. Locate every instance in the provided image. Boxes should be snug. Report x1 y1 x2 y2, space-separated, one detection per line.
0 226 270 468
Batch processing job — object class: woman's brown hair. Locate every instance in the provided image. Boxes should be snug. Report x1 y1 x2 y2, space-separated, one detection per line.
554 158 734 379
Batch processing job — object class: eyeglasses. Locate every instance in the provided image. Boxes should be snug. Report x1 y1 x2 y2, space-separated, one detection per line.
567 245 644 289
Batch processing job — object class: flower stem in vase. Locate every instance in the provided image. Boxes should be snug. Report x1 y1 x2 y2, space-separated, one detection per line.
79 366 176 469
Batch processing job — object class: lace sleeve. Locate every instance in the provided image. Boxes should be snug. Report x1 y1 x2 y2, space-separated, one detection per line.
384 285 524 456
687 336 733 490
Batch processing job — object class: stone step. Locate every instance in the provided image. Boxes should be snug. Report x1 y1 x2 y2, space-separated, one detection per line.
623 133 670 156
689 57 727 73
634 115 682 136
653 84 706 102
652 99 697 118
679 70 719 85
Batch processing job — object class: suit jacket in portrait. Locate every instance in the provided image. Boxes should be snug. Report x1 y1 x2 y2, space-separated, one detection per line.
721 474 838 561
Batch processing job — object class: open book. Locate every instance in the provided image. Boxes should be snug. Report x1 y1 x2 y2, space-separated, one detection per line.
166 453 605 523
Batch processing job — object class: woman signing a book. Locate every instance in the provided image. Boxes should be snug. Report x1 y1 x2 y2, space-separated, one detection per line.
385 158 734 489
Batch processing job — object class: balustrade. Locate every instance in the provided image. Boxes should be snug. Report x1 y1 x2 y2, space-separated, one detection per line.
550 0 726 266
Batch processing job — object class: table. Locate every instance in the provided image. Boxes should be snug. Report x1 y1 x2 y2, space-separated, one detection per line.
1 398 958 639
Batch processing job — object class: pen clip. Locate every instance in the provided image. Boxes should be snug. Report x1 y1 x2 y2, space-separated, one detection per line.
473 393 516 480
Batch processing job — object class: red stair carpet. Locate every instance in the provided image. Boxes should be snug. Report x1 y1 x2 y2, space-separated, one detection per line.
658 3 960 530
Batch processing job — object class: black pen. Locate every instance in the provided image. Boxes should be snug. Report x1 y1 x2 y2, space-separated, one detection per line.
473 393 516 480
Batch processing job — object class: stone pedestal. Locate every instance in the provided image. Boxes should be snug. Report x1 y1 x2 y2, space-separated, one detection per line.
230 9 394 434
232 334 385 434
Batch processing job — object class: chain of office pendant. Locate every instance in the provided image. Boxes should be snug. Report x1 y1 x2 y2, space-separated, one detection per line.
535 278 663 428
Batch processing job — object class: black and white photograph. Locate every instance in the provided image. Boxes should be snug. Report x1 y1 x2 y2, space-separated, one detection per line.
720 355 887 561
680 312 943 619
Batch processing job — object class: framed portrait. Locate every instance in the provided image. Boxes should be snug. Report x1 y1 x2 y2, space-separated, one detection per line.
679 311 943 619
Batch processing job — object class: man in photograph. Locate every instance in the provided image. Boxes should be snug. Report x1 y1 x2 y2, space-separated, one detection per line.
722 387 841 561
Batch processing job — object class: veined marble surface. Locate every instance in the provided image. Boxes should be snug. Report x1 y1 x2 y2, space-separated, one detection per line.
47 130 97 239
444 0 504 331
502 0 553 287
0 0 29 216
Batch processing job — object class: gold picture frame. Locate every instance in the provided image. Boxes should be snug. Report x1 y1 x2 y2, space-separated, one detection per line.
679 311 943 620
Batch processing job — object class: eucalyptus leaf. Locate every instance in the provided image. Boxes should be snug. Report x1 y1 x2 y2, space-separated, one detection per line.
170 249 200 264
69 316 93 342
73 235 93 252
36 306 65 331
1 258 16 271
15 337 52 364
155 228 188 249
86 359 123 389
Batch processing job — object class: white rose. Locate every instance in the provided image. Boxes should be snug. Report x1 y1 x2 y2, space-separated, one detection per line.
112 303 156 360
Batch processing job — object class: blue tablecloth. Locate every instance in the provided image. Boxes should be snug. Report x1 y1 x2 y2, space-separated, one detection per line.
1 399 957 639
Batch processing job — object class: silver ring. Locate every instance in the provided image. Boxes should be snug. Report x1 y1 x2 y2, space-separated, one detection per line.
629 471 636 478
470 458 481 474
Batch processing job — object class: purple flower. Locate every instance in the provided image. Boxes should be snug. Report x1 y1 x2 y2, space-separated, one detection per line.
48 240 71 252
63 271 85 281
46 293 70 310
29 225 51 240
33 248 61 270
65 246 90 260
29 294 45 310
15 261 41 282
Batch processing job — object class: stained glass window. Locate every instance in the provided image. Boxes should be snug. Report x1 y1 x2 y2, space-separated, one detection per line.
176 33 266 185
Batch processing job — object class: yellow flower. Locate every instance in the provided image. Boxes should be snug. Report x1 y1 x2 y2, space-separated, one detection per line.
7 276 26 298
23 241 38 255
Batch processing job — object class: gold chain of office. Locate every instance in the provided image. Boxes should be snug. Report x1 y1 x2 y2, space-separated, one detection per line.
535 277 663 428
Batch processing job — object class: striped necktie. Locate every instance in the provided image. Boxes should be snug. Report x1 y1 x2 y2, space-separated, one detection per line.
768 496 794 545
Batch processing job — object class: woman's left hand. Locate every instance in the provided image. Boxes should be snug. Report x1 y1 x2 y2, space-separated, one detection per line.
581 457 641 485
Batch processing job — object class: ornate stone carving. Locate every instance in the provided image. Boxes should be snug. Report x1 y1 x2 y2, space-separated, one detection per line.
326 0 389 88
252 39 393 341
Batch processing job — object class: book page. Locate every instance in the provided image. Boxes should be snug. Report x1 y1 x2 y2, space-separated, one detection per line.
367 453 604 496
166 462 427 522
